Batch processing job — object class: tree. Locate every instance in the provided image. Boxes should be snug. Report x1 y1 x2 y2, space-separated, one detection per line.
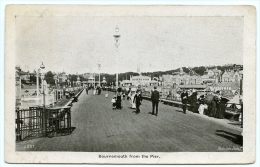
44 71 55 85
70 74 78 82
30 75 37 83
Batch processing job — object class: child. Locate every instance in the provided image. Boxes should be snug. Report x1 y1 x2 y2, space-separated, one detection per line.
111 95 117 110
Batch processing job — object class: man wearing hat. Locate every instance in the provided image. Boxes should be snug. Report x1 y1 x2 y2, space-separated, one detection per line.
133 90 142 114
181 89 189 114
151 86 160 116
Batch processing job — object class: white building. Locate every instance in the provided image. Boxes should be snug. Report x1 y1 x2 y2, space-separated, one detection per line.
121 75 158 87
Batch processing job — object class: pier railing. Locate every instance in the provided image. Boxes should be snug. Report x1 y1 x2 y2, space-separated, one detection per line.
16 106 74 142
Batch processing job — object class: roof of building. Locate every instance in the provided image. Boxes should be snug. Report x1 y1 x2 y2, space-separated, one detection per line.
178 85 207 89
131 75 150 79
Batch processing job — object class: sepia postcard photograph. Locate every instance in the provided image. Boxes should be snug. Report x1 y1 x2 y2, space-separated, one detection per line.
4 4 256 164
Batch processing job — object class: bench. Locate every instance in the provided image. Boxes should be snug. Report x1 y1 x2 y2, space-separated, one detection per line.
161 99 192 108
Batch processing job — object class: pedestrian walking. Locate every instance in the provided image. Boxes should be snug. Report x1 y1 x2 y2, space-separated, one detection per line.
93 86 96 95
116 88 122 109
190 91 199 113
127 88 131 100
208 96 218 117
105 90 108 98
85 86 88 95
111 95 117 110
216 97 229 119
151 86 160 116
133 90 142 114
181 89 188 114
97 86 101 95
214 91 221 117
122 92 126 100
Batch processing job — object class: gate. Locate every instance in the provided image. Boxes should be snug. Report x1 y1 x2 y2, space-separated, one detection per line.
16 107 44 141
16 106 74 142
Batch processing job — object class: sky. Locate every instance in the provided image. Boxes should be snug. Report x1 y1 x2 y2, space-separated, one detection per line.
16 16 243 74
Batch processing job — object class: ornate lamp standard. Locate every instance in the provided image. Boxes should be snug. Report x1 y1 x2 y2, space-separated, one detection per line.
113 26 120 88
36 68 41 105
40 62 45 106
98 61 101 86
55 75 59 88
39 62 46 135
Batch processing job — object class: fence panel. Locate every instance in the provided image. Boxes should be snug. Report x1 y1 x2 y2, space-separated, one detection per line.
16 106 74 142
45 107 73 138
16 107 44 141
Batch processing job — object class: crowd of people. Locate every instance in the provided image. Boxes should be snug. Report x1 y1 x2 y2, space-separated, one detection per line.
180 89 230 119
84 85 232 119
84 85 162 116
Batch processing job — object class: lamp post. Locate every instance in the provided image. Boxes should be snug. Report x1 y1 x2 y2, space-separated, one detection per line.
98 61 101 86
36 68 41 105
93 73 95 87
55 75 58 88
39 62 46 135
113 26 120 88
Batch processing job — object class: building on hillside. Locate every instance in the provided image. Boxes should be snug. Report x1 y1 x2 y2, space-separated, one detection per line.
20 71 31 83
162 74 174 87
120 64 159 86
19 70 36 84
57 72 67 83
162 68 203 86
222 69 241 82
82 73 92 79
131 75 151 86
121 75 158 87
202 67 222 83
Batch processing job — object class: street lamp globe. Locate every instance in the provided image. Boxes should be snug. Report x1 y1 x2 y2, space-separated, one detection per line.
113 26 120 47
39 62 45 80
113 26 120 88
40 62 45 70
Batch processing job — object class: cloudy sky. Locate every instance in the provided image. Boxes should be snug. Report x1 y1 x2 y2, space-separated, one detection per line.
16 16 243 74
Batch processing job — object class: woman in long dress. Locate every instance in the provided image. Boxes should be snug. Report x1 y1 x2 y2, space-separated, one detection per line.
216 97 229 119
116 88 122 109
209 96 218 117
93 86 96 95
131 92 136 109
189 92 198 113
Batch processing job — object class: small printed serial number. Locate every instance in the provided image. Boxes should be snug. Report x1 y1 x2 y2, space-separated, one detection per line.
24 144 35 149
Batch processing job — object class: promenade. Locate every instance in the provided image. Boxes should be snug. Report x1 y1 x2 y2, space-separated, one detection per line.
16 90 243 152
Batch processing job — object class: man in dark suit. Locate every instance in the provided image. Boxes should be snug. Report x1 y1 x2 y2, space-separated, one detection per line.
85 86 88 95
151 86 160 116
133 90 142 114
181 89 189 114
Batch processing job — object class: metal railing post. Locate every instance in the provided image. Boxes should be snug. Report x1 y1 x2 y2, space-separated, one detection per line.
16 108 21 141
42 107 47 136
66 107 71 133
